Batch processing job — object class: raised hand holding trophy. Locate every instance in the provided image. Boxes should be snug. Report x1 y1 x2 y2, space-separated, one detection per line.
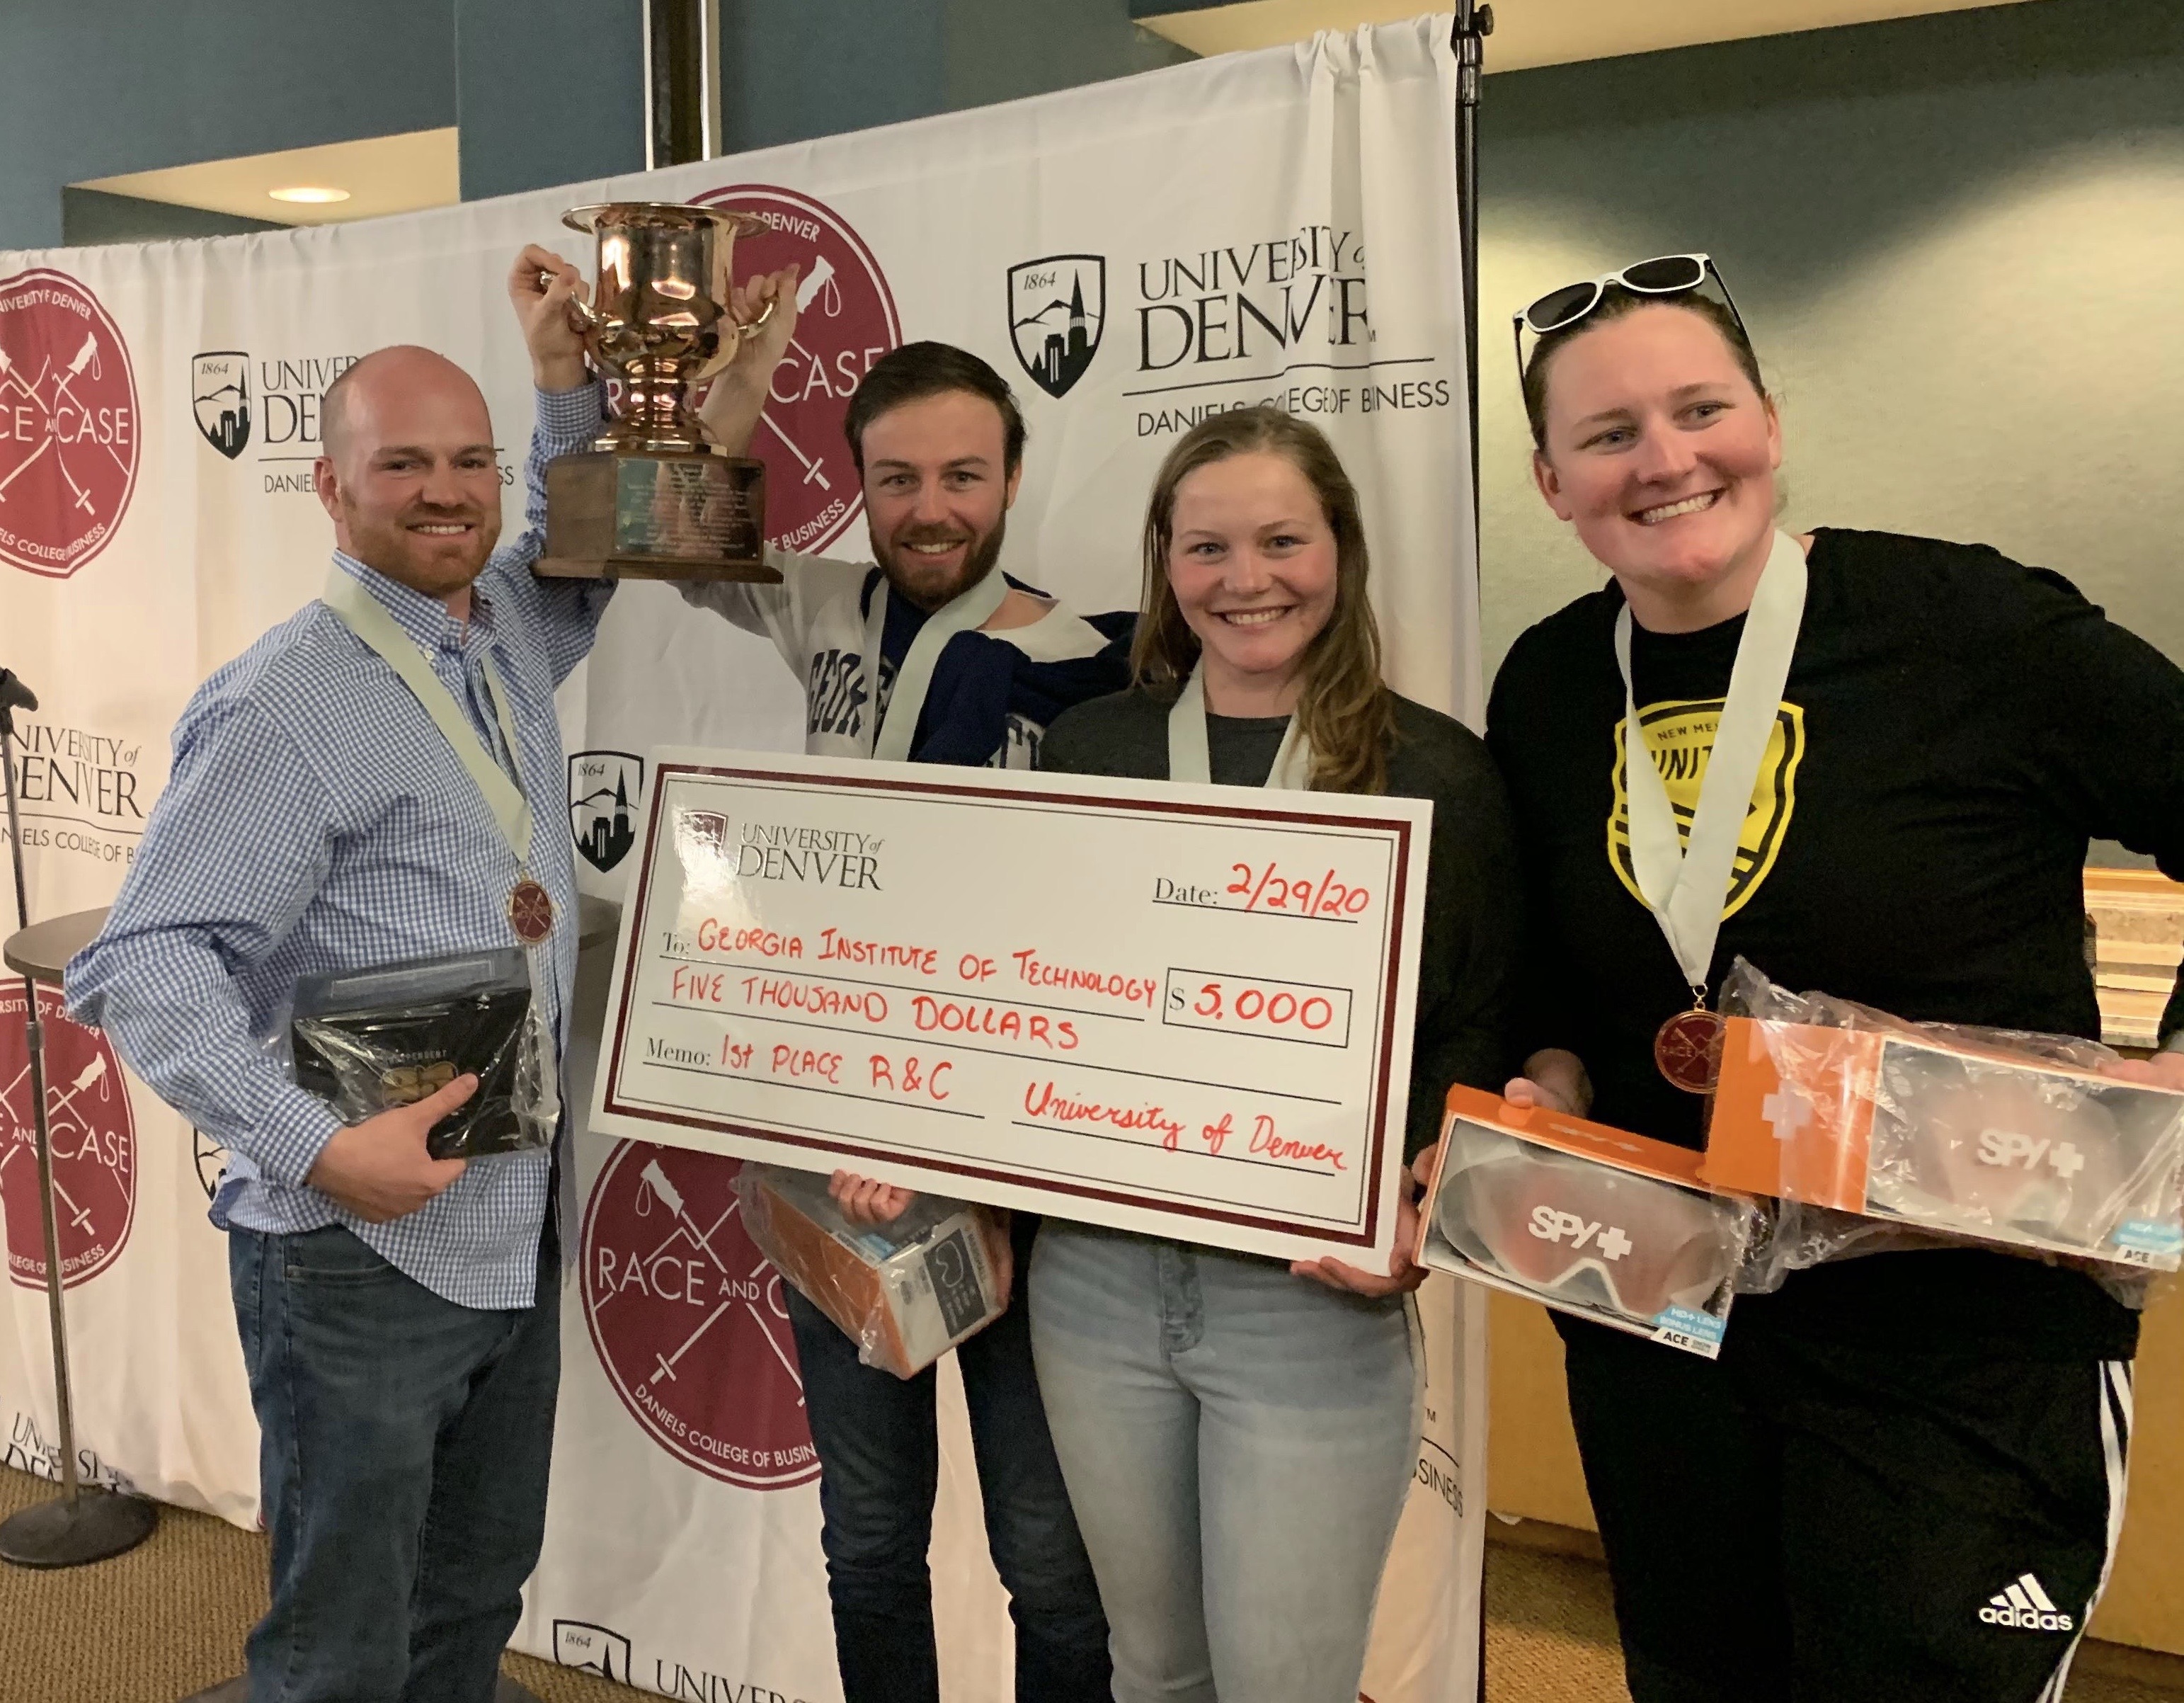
536 202 782 583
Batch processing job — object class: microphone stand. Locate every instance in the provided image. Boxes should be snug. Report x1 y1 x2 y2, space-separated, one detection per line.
0 671 157 1566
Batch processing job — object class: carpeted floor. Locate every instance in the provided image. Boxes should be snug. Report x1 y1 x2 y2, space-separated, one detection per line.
0 1466 2174 1702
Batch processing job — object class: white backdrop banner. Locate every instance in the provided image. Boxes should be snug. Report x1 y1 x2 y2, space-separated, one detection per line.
0 16 1482 1700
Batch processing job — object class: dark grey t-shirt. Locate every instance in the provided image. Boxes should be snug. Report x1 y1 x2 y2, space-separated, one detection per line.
1038 685 1522 1161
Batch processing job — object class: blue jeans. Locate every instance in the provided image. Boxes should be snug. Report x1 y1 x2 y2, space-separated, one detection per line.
228 1221 561 1703
785 1216 1110 1703
1028 1225 1419 1703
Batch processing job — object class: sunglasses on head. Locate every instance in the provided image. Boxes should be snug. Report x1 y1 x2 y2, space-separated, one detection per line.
1511 253 1749 375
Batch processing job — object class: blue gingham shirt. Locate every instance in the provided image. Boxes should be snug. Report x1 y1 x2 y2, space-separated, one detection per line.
67 385 610 1310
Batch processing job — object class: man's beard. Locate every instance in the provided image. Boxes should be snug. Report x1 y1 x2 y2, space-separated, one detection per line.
875 513 1007 613
343 496 499 599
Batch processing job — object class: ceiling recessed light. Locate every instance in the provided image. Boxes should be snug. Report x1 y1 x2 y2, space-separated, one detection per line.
269 186 350 205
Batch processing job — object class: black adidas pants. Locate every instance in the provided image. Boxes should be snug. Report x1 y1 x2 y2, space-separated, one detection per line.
1558 1309 2131 1703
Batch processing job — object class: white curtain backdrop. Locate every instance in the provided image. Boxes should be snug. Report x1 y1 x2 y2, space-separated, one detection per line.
0 16 1485 1698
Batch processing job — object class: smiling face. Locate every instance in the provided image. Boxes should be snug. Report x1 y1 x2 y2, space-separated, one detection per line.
313 346 503 605
1531 302 1781 630
1166 449 1340 714
858 389 1022 611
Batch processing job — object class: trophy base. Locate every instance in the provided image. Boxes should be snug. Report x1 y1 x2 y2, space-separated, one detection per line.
539 448 780 584
534 554 784 584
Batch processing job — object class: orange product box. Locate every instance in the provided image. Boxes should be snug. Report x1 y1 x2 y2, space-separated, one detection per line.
736 1165 1011 1379
1700 1017 1885 1207
1415 1085 1761 1357
1701 1016 2184 1270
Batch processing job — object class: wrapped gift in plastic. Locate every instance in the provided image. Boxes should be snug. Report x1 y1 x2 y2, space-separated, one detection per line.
736 1165 1011 1378
1416 1085 1763 1357
287 947 551 1161
1703 959 2184 1272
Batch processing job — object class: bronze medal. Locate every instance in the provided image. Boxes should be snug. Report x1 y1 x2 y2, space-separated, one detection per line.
508 878 556 946
1654 1006 1726 1095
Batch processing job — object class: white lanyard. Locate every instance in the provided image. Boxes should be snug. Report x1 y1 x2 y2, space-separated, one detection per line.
862 567 1011 763
323 570 534 866
1165 667 1313 790
322 565 563 1131
1612 529 1808 994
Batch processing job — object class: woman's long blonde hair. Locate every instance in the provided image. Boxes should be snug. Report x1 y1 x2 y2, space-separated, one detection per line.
1131 406 1395 795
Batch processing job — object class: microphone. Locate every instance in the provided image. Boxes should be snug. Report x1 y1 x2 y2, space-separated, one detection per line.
0 671 34 714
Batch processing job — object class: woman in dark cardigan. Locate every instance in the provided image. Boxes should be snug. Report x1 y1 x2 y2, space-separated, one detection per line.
1028 404 1521 1703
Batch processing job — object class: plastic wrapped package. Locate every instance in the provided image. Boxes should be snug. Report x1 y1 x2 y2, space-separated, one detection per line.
287 947 554 1161
1704 958 2184 1280
736 1165 1010 1378
1416 1085 1763 1357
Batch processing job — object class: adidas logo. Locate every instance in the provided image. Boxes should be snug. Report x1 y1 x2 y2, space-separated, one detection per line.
1978 1573 2075 1632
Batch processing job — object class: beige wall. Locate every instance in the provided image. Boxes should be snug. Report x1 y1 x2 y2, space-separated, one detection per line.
1475 0 2184 683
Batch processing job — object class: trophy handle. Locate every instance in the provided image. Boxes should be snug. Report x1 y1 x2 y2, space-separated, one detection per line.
564 284 604 335
691 295 778 387
733 295 777 342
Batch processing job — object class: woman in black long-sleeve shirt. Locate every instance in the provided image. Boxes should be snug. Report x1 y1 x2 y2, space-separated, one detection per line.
1472 255 2184 1703
1028 404 1521 1703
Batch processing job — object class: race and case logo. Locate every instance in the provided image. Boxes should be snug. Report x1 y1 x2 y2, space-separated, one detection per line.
553 1619 633 1681
0 984 136 1289
690 184 901 558
191 351 250 458
570 750 642 874
0 269 139 579
1007 255 1105 399
581 1141 820 1491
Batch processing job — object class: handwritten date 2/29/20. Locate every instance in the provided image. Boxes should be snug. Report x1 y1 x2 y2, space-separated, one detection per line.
1226 861 1373 919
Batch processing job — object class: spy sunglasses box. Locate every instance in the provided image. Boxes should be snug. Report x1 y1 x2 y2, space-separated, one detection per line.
1702 1016 2184 1271
735 1165 1011 1379
1415 1085 1762 1357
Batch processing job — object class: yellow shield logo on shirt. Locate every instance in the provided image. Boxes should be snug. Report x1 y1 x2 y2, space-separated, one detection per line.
1608 697 1805 920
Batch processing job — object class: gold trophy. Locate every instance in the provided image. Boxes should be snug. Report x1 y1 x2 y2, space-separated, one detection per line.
535 202 781 583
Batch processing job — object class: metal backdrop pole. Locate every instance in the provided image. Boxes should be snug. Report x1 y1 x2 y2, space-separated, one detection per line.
1449 24 1494 1693
1453 2 1492 553
0 705 74 1504
0 677 156 1568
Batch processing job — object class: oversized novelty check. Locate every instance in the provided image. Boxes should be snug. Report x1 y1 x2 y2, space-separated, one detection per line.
591 748 1431 1263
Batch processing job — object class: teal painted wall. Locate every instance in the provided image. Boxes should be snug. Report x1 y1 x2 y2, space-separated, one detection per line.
1477 0 2184 678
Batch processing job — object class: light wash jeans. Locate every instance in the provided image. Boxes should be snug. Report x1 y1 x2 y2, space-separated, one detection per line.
1029 1223 1419 1703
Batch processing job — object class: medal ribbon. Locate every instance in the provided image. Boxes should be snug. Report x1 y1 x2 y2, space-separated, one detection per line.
862 566 1012 763
323 566 564 1141
1165 666 1313 790
1612 529 1808 995
323 570 534 867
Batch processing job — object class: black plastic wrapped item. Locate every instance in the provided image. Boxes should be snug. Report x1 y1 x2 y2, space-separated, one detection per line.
289 948 545 1160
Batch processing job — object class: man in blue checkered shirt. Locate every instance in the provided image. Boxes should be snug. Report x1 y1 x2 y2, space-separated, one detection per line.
67 247 607 1703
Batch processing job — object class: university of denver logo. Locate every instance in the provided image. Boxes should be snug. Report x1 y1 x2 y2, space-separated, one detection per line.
570 750 642 874
690 184 901 559
1608 697 1805 920
553 1619 633 1680
193 1129 231 1200
581 1142 819 1490
0 270 139 579
0 984 136 1289
190 351 250 458
1007 255 1106 399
